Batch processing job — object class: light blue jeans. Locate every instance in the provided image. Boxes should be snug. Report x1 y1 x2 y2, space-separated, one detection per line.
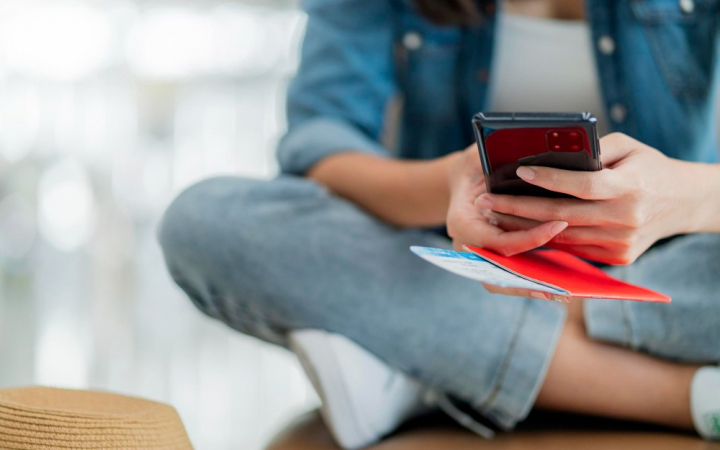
158 175 720 430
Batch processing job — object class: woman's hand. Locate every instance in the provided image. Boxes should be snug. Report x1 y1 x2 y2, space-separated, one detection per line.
446 144 568 254
477 133 707 265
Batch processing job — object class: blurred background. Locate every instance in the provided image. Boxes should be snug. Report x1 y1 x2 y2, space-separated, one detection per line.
0 0 320 448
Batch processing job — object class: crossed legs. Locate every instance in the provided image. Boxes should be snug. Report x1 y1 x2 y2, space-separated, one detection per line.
158 175 718 431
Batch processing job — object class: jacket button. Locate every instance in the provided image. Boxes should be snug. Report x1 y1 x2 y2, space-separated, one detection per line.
610 104 627 123
598 35 615 55
679 0 695 14
477 69 490 82
403 32 423 51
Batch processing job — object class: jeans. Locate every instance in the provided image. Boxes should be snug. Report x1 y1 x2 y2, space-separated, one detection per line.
158 175 720 430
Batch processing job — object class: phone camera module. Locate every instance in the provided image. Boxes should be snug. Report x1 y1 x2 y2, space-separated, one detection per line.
547 130 585 152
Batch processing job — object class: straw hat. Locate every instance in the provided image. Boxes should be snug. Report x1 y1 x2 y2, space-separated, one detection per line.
0 386 193 450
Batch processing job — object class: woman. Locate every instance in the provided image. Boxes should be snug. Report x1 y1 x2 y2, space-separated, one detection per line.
158 0 720 448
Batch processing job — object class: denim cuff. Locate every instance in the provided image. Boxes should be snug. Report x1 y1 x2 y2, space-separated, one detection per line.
584 298 634 348
277 118 389 175
476 299 567 430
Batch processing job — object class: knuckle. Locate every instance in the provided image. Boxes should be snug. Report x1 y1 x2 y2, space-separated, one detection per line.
624 210 644 229
614 237 633 250
552 232 569 245
547 205 567 222
495 198 515 215
613 255 632 266
581 177 602 199
604 132 629 146
499 248 513 257
602 133 621 148
546 170 560 186
490 244 512 257
626 179 646 200
615 250 638 266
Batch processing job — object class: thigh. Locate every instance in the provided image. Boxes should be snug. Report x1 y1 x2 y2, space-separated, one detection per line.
158 174 567 428
585 234 720 363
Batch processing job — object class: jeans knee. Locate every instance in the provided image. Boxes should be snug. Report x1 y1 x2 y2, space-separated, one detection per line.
157 176 262 309
157 174 327 317
158 176 256 262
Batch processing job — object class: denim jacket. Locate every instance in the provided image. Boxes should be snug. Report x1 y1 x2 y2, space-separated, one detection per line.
277 0 720 175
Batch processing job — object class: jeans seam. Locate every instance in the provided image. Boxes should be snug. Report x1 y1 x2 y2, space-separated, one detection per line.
620 300 634 348
476 300 530 411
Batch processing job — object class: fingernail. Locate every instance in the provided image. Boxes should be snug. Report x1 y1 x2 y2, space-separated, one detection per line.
476 194 493 209
517 166 536 181
550 221 568 235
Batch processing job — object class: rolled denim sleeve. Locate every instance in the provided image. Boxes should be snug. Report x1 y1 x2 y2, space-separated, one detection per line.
277 0 396 175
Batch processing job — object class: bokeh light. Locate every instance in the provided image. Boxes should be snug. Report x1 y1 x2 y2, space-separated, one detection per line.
38 160 95 251
0 2 315 449
0 193 36 261
0 1 113 81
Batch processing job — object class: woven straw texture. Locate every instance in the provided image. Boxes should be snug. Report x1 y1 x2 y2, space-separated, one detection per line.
0 387 193 450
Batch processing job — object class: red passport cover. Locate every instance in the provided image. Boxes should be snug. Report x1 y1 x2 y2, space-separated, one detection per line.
464 246 671 303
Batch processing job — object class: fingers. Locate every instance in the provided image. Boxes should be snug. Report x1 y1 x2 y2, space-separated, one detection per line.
599 132 640 166
481 210 641 265
481 211 540 231
551 226 633 248
545 243 635 265
509 132 644 199
482 284 572 303
449 214 490 251
484 210 633 248
515 166 623 200
450 210 566 256
482 220 568 256
477 193 604 225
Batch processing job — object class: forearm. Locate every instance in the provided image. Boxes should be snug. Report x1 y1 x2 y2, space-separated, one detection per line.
307 151 460 227
682 162 720 234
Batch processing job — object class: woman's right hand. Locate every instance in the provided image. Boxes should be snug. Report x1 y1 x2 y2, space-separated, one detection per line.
445 144 568 255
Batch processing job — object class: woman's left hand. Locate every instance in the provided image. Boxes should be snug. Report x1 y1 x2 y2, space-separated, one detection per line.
476 133 704 265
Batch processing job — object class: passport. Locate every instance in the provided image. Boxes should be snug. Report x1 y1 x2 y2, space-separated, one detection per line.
411 246 670 303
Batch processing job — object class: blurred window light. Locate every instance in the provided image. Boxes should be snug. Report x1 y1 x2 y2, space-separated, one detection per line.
126 4 303 80
38 159 95 251
0 193 36 261
0 1 113 81
35 313 88 388
90 200 136 269
126 7 217 80
207 5 273 75
0 81 41 163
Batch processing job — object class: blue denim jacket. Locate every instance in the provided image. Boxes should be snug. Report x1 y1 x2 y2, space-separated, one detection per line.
278 0 720 175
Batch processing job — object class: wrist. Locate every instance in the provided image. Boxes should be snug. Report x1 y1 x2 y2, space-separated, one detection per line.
680 162 720 234
446 146 481 192
444 150 466 190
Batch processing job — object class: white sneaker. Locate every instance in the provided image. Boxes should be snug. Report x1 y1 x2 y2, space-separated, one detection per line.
691 366 720 440
288 329 429 449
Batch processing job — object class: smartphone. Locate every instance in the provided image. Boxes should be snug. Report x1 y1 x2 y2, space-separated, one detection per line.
472 112 602 197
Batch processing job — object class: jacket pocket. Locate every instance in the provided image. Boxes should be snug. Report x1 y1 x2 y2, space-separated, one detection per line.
631 0 720 100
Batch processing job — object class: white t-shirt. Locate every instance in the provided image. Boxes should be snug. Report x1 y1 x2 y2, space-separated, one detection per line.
487 12 610 136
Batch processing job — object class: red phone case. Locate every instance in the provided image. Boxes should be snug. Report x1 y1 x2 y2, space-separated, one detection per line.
473 112 602 197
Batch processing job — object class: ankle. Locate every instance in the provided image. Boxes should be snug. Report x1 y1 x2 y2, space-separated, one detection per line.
691 366 720 440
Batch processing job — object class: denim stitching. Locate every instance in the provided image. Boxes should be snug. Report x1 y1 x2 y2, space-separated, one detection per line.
476 299 530 412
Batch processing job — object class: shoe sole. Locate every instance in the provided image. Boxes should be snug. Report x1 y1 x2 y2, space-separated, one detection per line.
289 330 378 449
